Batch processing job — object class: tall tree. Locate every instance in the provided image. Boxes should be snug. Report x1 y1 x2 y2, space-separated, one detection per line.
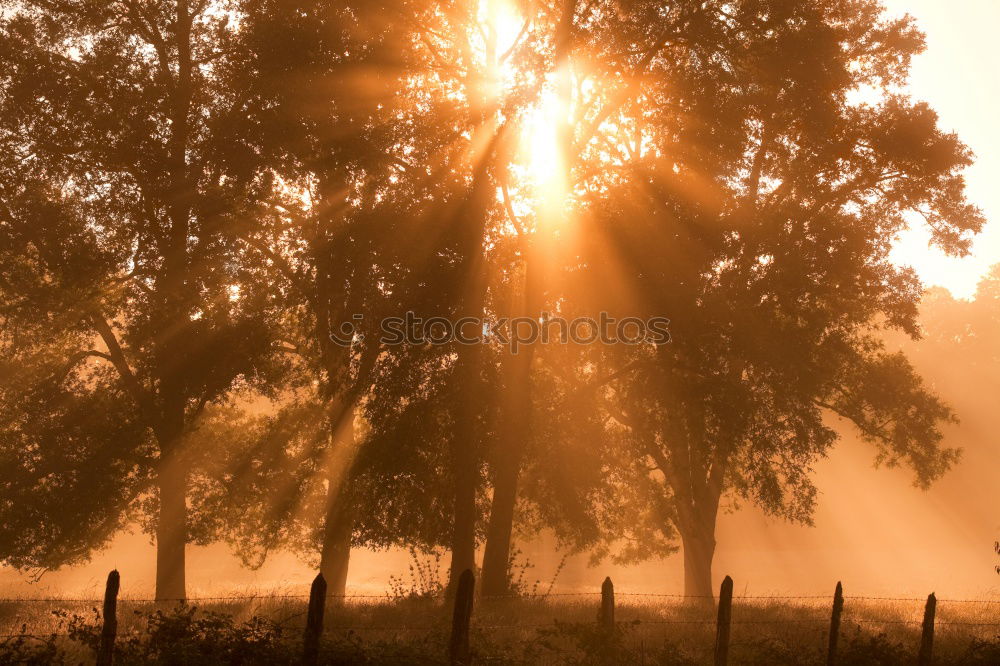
232 0 416 595
567 0 981 597
367 0 521 586
479 0 577 596
187 0 521 591
0 0 280 599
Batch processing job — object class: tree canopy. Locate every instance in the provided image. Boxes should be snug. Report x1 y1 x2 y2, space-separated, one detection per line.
0 0 984 600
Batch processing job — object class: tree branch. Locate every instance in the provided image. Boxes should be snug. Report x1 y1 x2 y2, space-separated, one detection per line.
53 350 113 385
88 313 148 412
118 0 175 88
500 181 526 237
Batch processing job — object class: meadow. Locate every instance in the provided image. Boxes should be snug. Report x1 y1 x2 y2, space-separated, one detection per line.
1 591 998 664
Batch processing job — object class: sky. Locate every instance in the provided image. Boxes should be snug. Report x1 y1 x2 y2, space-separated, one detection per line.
885 0 1000 299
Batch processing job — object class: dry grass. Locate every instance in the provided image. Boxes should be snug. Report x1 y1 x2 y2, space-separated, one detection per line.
0 593 998 664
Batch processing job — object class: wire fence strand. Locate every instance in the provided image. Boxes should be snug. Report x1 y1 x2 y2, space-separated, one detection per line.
2 591 1000 604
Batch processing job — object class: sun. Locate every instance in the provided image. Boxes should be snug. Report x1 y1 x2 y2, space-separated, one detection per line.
480 0 569 214
487 0 523 58
521 87 567 203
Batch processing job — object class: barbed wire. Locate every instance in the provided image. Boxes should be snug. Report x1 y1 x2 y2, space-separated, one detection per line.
481 591 603 599
325 625 438 632
1 592 999 604
1 617 999 639
0 593 391 603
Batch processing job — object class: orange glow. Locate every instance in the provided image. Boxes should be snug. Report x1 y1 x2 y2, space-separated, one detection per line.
476 0 571 222
8 0 1000 618
520 85 569 212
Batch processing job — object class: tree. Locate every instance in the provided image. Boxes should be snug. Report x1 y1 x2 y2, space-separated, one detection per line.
563 0 980 597
478 0 576 596
182 0 524 592
0 0 281 599
228 0 417 595
354 0 529 587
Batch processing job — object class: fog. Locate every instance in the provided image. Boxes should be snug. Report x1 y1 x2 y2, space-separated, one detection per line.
5 385 996 600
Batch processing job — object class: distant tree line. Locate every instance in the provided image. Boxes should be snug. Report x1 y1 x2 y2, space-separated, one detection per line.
0 0 984 600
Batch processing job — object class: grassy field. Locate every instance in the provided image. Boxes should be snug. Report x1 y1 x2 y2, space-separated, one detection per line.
1 593 998 664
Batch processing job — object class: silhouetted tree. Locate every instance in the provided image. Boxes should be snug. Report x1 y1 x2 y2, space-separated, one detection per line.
229 0 416 596
562 0 980 597
184 0 528 591
0 0 283 599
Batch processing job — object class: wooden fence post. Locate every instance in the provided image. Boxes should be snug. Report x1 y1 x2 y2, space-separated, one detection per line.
714 575 733 666
598 576 617 666
302 573 327 666
918 592 936 666
826 581 844 666
599 577 615 630
449 569 475 666
96 570 119 666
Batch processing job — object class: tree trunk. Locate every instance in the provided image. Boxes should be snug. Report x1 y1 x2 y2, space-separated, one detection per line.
155 452 187 601
154 0 194 605
320 497 353 600
480 454 519 595
450 350 480 589
320 401 356 598
480 347 533 596
679 520 716 600
449 294 486 589
447 96 502 587
657 418 728 602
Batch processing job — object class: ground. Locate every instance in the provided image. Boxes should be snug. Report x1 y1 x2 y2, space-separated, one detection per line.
1 593 998 664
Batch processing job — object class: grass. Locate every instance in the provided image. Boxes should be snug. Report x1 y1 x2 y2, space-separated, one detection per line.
0 593 998 664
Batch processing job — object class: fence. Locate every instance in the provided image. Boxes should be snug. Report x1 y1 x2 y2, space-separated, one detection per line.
2 569 1000 665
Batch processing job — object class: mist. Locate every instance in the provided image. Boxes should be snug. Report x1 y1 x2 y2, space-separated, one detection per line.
5 291 997 599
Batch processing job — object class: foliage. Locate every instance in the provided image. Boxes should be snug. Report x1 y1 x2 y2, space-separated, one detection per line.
507 549 570 599
961 636 1000 665
532 619 640 665
0 0 987 604
0 0 286 597
0 635 63 666
836 630 913 665
555 0 977 595
67 606 290 666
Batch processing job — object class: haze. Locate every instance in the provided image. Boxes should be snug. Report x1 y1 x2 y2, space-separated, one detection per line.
1 0 997 602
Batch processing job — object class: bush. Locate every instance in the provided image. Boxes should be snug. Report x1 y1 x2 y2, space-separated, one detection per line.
961 635 1000 664
836 630 912 665
0 634 64 666
68 606 291 666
